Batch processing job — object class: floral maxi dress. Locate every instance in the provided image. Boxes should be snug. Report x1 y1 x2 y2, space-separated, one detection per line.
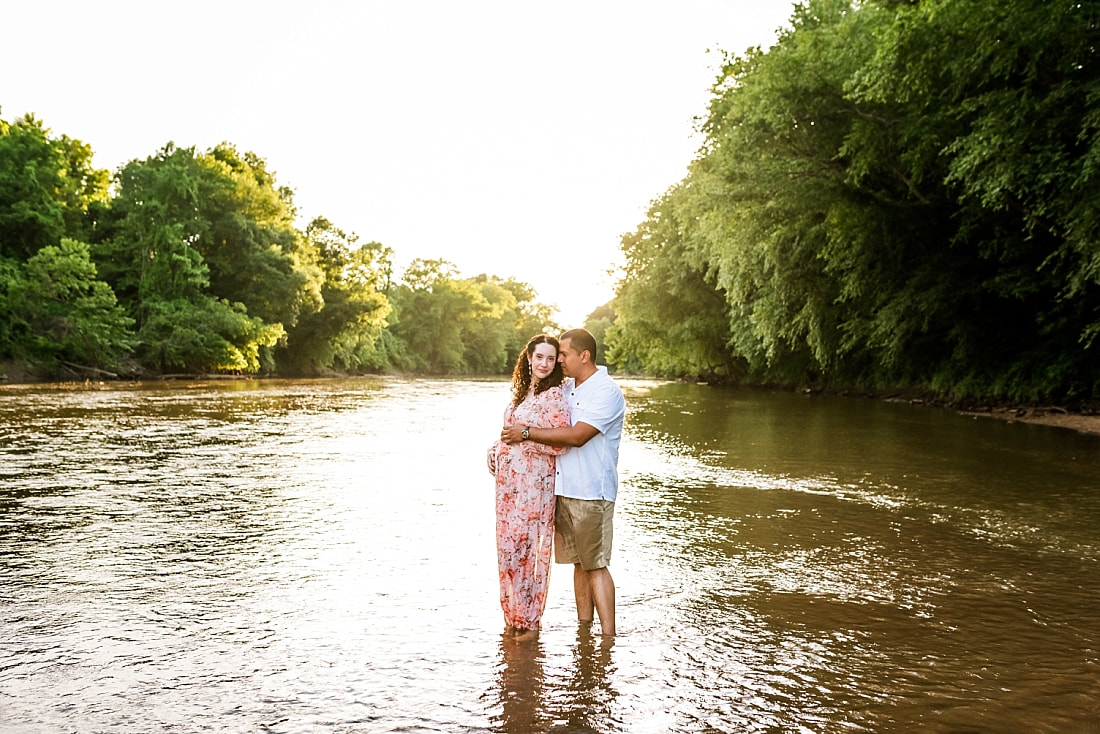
487 385 571 630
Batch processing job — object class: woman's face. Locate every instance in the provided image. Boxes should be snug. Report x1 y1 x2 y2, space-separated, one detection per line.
529 343 558 381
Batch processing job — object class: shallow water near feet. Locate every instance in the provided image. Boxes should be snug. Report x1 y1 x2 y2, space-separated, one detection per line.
2 377 1098 732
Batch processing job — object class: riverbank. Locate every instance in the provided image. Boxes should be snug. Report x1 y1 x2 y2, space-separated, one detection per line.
874 392 1100 436
4 361 1099 436
954 405 1100 436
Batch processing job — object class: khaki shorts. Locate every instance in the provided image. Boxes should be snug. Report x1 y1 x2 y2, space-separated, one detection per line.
554 496 614 570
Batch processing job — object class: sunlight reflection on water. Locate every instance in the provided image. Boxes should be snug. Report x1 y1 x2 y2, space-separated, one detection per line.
1 377 1099 732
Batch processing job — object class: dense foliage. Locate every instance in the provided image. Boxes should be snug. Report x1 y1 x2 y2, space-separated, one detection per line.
0 117 559 379
605 0 1100 403
4 0 1097 404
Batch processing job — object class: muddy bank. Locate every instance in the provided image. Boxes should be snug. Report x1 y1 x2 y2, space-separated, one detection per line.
954 405 1100 436
873 391 1100 436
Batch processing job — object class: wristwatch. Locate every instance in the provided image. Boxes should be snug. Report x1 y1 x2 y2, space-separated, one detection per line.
521 426 530 440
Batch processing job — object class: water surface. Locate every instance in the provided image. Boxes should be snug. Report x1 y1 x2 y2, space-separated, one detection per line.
1 378 1098 732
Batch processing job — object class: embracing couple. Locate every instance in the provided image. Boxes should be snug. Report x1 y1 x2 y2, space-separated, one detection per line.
486 328 626 637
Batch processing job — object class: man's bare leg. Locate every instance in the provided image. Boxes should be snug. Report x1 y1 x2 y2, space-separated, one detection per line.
574 564 616 635
573 563 594 623
589 567 616 636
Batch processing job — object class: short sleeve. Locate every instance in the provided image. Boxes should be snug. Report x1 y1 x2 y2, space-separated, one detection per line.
571 380 625 435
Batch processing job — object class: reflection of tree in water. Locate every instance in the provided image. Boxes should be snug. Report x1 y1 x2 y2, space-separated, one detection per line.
492 626 619 734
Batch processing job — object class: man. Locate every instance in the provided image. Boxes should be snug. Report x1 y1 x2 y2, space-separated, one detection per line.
501 328 626 635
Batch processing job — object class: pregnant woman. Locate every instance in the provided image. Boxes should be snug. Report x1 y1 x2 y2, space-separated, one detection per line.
486 334 571 633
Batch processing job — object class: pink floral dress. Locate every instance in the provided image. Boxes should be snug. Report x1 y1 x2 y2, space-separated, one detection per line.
487 385 571 630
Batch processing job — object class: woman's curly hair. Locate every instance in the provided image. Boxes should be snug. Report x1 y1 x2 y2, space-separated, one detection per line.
510 334 565 407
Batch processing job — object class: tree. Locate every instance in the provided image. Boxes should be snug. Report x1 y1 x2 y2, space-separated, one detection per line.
583 303 616 368
382 260 560 374
0 114 108 260
609 0 1100 400
7 238 134 370
98 142 323 326
851 0 1100 399
93 143 214 312
0 255 27 359
197 143 322 328
479 275 562 373
279 217 393 374
137 297 282 374
606 187 736 380
385 259 493 373
95 143 323 375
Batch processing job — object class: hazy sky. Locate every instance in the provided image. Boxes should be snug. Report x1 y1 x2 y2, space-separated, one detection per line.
4 1 795 326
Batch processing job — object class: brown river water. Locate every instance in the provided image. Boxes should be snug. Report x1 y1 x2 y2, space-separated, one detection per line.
1 377 1098 732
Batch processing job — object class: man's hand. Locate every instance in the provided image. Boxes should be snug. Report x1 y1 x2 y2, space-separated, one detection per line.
501 424 526 445
503 421 599 448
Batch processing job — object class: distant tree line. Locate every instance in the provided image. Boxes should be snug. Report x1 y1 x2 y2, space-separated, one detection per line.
0 116 560 379
602 0 1099 404
5 0 1096 404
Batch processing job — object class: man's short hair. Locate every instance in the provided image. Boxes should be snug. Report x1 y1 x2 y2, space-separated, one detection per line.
560 328 598 363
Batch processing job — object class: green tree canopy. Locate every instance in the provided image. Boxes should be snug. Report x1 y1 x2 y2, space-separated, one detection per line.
278 217 393 375
0 112 575 379
610 0 1100 402
383 259 560 374
606 188 736 380
0 114 109 260
97 142 322 328
89 143 330 375
6 238 133 370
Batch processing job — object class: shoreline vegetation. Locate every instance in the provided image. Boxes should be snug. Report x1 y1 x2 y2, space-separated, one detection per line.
3 361 1096 437
3 2 1097 409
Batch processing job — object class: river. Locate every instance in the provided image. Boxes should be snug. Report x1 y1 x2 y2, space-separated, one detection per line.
1 377 1098 732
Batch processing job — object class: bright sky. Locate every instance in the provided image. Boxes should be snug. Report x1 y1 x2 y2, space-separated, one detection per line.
4 1 794 327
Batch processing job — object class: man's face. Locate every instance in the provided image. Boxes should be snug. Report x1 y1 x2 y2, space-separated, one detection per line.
557 338 584 378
